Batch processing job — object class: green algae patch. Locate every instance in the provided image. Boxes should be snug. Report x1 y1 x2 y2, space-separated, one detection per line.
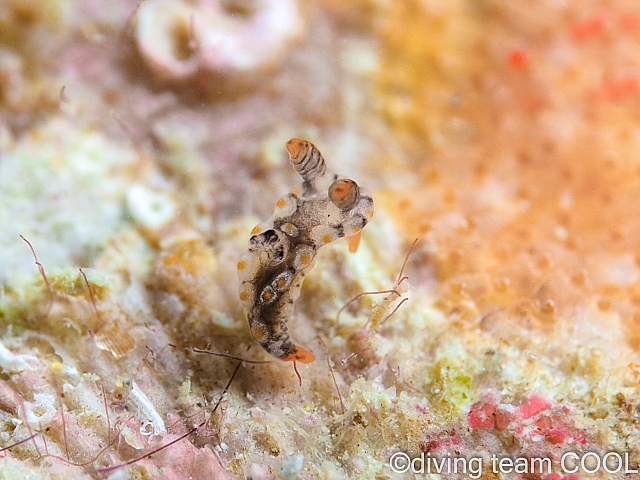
422 339 483 416
49 267 113 299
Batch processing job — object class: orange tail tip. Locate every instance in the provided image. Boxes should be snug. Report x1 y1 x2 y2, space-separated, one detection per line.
282 346 316 364
285 139 306 159
347 231 362 253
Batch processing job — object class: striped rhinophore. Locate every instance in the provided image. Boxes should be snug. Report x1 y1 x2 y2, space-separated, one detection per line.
285 139 326 183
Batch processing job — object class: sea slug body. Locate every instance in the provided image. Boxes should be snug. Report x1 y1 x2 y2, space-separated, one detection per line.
238 139 374 363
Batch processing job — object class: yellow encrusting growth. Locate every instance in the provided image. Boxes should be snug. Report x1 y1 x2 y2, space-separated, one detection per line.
378 0 479 150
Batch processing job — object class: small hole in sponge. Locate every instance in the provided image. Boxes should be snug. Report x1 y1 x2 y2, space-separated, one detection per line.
221 0 257 18
170 18 194 62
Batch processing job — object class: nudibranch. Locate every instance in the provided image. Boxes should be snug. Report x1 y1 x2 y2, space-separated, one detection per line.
238 139 374 363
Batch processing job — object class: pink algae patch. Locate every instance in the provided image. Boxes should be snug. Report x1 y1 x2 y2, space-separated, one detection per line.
541 474 581 480
467 401 497 429
506 48 530 69
468 394 552 429
569 11 638 41
468 394 586 447
591 77 639 102
519 394 553 420
517 473 581 480
618 12 639 32
570 15 608 42
542 428 566 444
494 404 517 431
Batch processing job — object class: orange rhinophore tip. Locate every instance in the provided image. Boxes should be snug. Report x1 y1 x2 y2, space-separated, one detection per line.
285 139 307 159
347 231 362 253
282 346 316 364
328 178 360 211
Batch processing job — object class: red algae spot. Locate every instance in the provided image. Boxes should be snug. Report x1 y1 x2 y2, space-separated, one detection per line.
467 401 496 429
543 475 581 480
543 474 564 480
518 394 552 419
494 405 517 431
544 428 567 444
506 48 530 69
543 475 562 480
469 394 588 450
619 12 638 32
572 429 587 445
591 77 639 102
570 14 608 42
